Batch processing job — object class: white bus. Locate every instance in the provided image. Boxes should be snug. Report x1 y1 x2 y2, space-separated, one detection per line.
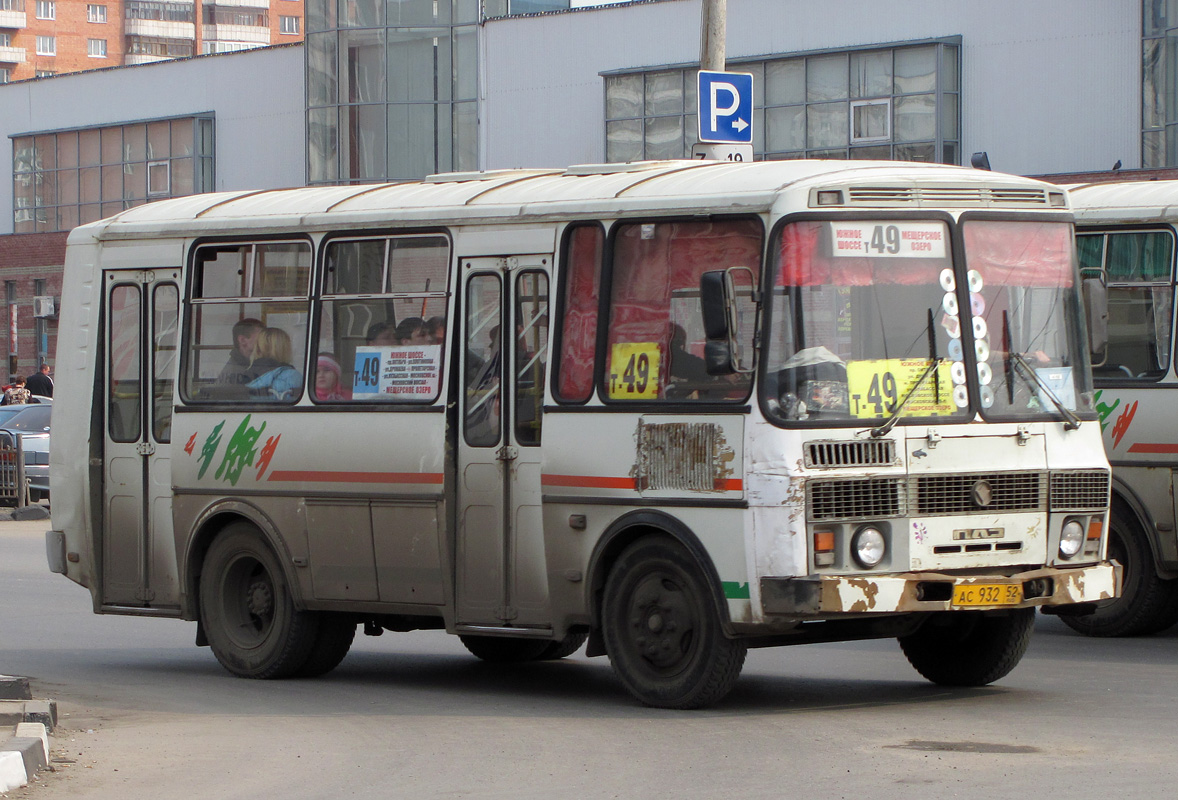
47 160 1117 708
1066 179 1178 636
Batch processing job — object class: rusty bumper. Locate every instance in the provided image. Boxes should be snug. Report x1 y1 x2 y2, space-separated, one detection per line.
760 562 1121 616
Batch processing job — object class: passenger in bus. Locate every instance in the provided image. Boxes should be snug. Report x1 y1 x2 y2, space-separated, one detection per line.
365 322 398 346
426 316 446 346
395 317 430 345
314 354 351 402
217 318 264 385
667 324 709 386
246 327 301 401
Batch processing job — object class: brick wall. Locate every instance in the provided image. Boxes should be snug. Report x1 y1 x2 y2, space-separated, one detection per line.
0 231 66 379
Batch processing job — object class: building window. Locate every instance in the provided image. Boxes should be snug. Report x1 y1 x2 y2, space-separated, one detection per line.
11 115 216 233
0 33 10 47
0 0 21 11
0 68 9 85
126 1 194 22
202 6 268 27
306 0 480 184
604 40 960 164
35 0 53 19
88 38 108 58
1144 0 1178 166
35 36 55 56
35 70 55 77
279 14 299 34
87 3 107 22
126 36 195 57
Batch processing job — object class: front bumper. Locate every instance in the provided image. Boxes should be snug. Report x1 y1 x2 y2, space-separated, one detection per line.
760 562 1120 616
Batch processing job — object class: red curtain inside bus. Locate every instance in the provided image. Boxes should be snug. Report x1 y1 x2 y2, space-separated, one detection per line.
962 220 1075 288
775 221 948 287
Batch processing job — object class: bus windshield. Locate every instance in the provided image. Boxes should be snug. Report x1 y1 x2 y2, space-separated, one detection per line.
762 218 1093 426
962 219 1095 422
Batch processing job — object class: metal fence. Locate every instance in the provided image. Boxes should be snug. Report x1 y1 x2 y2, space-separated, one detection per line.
0 431 29 507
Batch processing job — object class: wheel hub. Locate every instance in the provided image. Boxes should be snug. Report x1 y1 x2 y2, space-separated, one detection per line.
246 579 273 619
630 576 692 670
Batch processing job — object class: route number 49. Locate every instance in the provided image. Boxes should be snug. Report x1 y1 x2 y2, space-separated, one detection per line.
866 371 898 414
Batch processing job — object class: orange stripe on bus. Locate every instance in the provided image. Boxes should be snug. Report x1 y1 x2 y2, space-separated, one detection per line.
267 470 444 484
1127 443 1178 454
541 474 637 489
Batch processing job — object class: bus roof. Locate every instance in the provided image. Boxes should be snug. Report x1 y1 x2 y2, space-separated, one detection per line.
71 159 1068 243
1067 179 1178 224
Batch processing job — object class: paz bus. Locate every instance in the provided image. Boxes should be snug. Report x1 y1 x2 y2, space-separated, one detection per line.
1065 179 1178 637
47 159 1117 708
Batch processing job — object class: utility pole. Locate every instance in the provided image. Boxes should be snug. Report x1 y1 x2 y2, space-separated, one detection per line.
700 0 727 72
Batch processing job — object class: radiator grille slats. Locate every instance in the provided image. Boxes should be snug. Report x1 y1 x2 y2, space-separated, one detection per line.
913 472 1044 515
808 478 904 521
805 439 895 468
1050 470 1112 511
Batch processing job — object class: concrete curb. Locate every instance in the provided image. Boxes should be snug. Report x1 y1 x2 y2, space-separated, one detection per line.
0 723 48 793
0 685 57 793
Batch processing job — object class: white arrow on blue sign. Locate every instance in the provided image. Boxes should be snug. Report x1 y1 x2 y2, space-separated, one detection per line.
697 70 754 144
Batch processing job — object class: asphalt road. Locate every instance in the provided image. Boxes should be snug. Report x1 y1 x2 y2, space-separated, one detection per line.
3 519 1176 799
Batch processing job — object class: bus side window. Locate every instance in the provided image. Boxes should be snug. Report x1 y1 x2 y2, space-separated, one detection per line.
555 224 603 403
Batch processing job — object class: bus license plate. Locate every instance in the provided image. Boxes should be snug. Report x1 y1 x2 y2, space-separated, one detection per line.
952 583 1023 607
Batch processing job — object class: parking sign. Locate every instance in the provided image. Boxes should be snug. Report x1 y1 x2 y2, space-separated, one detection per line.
697 70 754 144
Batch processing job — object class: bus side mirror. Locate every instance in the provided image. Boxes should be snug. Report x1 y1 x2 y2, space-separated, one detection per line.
700 271 730 341
1082 275 1108 364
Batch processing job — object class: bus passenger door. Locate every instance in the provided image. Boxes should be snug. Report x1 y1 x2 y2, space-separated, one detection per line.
102 270 180 610
457 256 552 630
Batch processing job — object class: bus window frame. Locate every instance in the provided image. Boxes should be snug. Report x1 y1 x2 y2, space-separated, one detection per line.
593 214 764 408
310 228 453 406
179 233 315 407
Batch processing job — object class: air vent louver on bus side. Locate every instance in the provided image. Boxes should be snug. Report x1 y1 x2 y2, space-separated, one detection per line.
840 186 1053 208
804 439 896 469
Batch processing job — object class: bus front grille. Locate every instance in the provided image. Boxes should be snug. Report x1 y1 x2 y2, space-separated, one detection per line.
805 439 895 468
808 477 905 521
1050 470 1112 511
912 471 1045 516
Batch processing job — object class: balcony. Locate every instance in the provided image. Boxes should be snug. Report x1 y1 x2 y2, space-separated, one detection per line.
0 43 25 63
125 19 196 38
125 53 173 64
0 9 26 28
202 23 269 44
211 0 268 6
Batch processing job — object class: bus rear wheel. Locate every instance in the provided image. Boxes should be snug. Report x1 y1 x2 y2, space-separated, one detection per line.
1060 508 1178 637
602 537 746 709
199 523 318 679
899 608 1034 686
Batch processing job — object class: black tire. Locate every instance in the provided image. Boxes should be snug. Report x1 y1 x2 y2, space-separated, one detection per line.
535 631 589 661
1060 507 1178 637
899 608 1035 687
460 635 552 663
602 537 746 709
199 523 319 679
294 616 356 678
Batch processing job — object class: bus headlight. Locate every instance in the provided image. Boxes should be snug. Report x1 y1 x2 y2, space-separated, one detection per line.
1059 520 1085 559
852 526 886 568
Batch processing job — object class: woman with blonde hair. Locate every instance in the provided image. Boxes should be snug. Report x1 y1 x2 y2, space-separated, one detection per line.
247 327 301 401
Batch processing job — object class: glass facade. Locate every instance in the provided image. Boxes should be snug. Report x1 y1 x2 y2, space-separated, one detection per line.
1145 0 1176 166
306 0 481 183
11 115 215 233
604 40 960 164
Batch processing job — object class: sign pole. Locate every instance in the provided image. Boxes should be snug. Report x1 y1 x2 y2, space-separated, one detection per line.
700 0 726 72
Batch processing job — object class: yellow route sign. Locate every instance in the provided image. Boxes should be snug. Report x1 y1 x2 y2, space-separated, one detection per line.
846 358 955 419
608 342 661 400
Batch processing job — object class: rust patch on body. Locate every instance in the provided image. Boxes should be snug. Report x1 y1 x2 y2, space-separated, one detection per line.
633 420 737 492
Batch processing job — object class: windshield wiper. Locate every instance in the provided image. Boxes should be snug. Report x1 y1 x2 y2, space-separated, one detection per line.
870 357 943 438
871 308 941 439
1008 351 1081 431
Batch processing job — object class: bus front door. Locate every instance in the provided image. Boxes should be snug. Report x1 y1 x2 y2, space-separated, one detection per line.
102 270 179 610
457 257 552 630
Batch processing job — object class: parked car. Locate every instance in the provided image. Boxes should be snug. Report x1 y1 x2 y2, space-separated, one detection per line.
0 403 52 503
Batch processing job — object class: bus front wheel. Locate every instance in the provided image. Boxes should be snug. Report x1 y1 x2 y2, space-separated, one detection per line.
899 608 1034 686
602 537 746 709
199 523 319 679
